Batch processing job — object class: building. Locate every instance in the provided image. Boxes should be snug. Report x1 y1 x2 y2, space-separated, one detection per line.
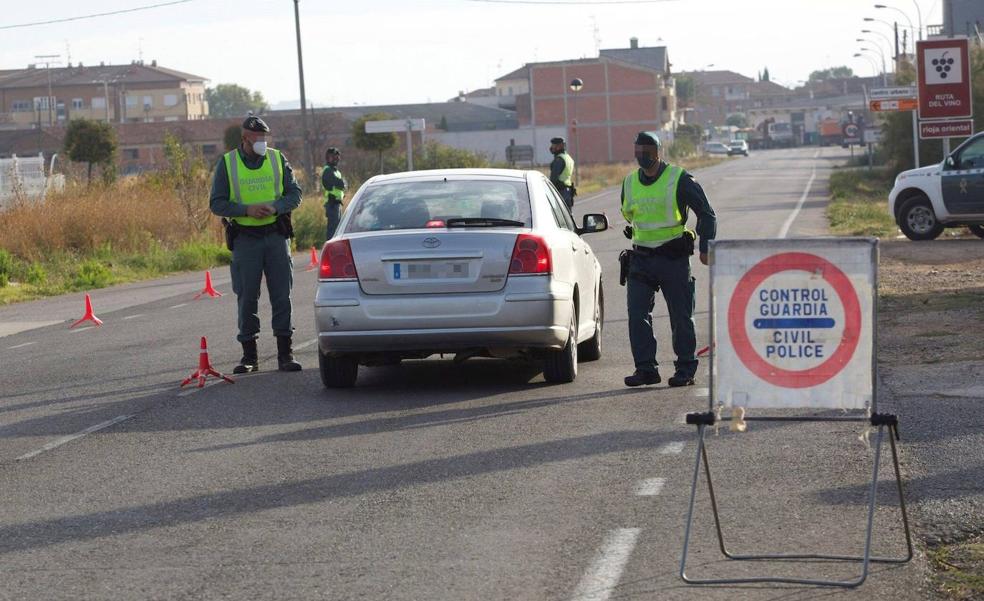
929 0 984 38
0 61 209 130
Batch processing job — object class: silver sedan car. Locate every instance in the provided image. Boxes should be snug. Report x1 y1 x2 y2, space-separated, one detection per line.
314 168 608 388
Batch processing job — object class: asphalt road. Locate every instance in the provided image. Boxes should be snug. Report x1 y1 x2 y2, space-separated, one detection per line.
0 147 930 600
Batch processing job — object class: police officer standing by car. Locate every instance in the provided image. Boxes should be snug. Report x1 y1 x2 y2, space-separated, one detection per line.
322 146 347 239
209 115 304 373
549 136 576 210
620 131 716 387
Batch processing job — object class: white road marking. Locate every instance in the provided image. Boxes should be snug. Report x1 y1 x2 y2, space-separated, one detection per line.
169 303 188 309
121 314 144 320
69 326 96 333
7 341 37 349
634 477 666 496
294 338 317 351
658 441 685 455
17 415 133 460
569 528 641 601
778 149 821 239
694 387 709 398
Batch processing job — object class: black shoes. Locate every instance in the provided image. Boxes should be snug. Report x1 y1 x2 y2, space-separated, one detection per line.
233 339 259 374
276 335 302 372
624 370 661 387
668 373 696 387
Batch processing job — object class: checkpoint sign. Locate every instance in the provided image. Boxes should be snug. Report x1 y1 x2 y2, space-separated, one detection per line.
711 239 876 410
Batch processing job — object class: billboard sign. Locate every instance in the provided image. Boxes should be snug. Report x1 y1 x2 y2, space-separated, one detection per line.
917 37 973 120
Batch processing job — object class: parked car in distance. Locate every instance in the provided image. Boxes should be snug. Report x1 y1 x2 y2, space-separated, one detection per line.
704 142 730 155
888 131 984 240
314 169 608 388
727 139 749 156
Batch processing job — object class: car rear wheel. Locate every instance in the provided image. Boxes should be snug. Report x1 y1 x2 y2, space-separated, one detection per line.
543 305 577 383
898 195 944 241
968 225 984 239
578 287 603 362
319 349 358 388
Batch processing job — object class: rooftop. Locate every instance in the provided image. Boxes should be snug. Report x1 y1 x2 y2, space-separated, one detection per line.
0 62 208 89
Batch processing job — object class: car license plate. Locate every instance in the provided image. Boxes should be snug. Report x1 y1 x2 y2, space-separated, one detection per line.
393 262 469 280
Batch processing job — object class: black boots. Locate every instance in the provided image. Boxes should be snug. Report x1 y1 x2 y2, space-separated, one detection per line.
233 339 258 374
624 369 661 387
276 335 302 372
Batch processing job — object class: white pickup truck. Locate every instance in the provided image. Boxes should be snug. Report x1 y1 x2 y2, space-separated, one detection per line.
888 131 984 240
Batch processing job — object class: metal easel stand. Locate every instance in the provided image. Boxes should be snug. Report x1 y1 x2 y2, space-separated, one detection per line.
679 411 913 588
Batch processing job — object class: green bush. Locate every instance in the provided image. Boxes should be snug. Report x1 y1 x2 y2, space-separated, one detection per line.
292 201 327 250
74 260 112 289
171 241 231 272
25 263 47 286
0 250 13 287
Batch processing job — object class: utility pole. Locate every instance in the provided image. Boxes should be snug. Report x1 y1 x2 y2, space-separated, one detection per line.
34 54 60 127
293 0 313 182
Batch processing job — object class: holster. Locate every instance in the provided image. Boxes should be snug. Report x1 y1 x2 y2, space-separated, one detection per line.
221 218 239 251
275 212 295 239
618 250 631 286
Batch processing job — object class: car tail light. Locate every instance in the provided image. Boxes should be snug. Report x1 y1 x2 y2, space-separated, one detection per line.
509 233 551 275
319 239 358 279
425 219 446 228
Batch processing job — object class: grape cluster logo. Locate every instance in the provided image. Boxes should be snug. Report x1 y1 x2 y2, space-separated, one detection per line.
925 48 962 85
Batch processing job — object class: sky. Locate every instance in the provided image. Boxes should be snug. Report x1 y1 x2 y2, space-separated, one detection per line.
1 0 941 109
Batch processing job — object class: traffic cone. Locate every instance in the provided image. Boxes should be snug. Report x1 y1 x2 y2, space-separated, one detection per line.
180 336 234 388
70 294 103 328
305 246 318 270
193 270 222 299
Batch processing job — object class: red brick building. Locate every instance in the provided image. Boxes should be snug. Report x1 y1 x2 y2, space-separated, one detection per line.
516 53 677 163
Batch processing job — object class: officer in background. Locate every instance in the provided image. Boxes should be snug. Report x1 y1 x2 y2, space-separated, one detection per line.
549 136 576 210
620 131 716 388
322 147 347 239
209 116 303 373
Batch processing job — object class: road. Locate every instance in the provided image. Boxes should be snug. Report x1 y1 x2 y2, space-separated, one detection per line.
0 147 929 600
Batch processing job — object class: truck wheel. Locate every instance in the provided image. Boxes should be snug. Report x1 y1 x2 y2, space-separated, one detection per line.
898 195 944 241
968 225 984 239
319 349 358 388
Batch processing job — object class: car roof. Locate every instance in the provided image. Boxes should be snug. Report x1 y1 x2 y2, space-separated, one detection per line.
364 168 532 186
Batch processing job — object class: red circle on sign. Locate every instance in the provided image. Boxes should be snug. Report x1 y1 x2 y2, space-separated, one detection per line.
727 252 861 388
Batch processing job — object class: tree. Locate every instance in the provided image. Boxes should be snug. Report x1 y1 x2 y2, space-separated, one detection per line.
223 125 241 151
808 66 855 82
726 113 748 128
762 67 770 82
63 118 117 184
675 76 695 108
351 113 398 174
205 84 269 118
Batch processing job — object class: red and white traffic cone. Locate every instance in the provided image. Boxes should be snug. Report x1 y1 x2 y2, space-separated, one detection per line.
180 336 234 388
193 270 222 299
70 294 103 328
305 246 318 271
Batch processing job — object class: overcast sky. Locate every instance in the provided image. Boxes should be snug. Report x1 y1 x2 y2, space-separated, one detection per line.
2 0 939 108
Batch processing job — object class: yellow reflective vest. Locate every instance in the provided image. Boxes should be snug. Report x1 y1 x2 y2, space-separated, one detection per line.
620 165 686 246
223 148 283 227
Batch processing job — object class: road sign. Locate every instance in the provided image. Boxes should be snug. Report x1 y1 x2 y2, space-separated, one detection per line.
863 128 881 144
842 122 862 145
919 118 974 139
869 98 918 112
365 118 425 134
711 239 875 409
869 86 917 100
917 37 973 120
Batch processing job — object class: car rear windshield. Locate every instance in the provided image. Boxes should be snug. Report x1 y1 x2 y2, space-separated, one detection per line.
345 178 532 232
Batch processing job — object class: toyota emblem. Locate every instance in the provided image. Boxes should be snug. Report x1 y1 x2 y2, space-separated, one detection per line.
422 237 441 248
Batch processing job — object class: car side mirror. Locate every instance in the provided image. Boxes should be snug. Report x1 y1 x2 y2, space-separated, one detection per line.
579 213 609 234
945 156 957 169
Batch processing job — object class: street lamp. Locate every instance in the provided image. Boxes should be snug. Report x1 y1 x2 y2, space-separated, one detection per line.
857 40 888 84
858 48 887 85
569 77 583 186
34 54 60 127
292 0 313 183
861 29 896 64
875 4 917 44
853 53 881 80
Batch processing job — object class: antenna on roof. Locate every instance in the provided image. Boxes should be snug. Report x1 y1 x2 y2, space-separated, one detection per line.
591 15 601 55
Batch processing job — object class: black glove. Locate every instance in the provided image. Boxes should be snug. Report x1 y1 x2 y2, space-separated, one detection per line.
623 225 633 239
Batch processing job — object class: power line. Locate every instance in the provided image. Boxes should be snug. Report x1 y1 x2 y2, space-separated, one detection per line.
0 0 195 31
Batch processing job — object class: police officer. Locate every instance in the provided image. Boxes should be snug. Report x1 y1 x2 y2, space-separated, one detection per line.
209 116 304 373
549 136 576 210
322 147 347 240
621 131 716 387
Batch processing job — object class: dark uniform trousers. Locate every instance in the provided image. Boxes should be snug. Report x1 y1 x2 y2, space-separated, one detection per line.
626 251 698 377
231 230 294 343
325 201 342 239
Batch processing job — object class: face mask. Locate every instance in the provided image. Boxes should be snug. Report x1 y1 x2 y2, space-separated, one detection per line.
252 140 267 155
636 154 657 169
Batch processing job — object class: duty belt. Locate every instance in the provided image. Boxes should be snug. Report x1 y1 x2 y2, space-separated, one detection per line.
239 223 280 237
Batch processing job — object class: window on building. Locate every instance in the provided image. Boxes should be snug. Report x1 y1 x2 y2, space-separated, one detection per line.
126 95 137 107
711 87 720 97
92 97 106 109
661 96 668 111
123 148 139 160
143 95 153 108
508 86 514 95
72 98 84 110
202 144 217 155
164 116 179 122
164 94 178 106
11 100 32 112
